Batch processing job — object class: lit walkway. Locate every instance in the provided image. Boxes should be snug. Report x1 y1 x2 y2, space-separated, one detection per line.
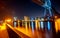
7 24 30 38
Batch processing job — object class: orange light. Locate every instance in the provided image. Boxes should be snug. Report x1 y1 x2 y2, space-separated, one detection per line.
5 19 12 23
55 21 58 33
0 23 6 30
55 16 58 18
55 18 60 32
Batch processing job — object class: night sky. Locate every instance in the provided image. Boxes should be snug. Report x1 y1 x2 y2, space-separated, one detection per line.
0 0 60 20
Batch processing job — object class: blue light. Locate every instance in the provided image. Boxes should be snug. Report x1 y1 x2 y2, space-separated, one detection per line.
42 0 52 17
31 21 34 32
41 0 52 31
30 18 34 32
40 21 44 29
44 9 46 16
42 0 51 9
47 21 51 30
49 8 52 16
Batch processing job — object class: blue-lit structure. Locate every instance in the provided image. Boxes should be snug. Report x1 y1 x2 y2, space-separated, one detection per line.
30 17 35 31
33 0 53 31
44 20 52 31
42 0 53 31
46 16 51 30
42 0 52 17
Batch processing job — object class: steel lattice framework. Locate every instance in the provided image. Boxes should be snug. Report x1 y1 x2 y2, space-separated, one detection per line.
33 0 53 17
42 0 52 17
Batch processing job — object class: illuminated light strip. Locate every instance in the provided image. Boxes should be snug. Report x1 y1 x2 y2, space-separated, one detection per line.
14 22 17 27
55 19 60 33
29 20 31 29
57 19 60 32
47 21 51 30
31 21 34 32
18 21 20 27
38 21 40 30
25 21 28 30
40 21 44 29
30 18 34 33
35 20 38 30
55 22 58 33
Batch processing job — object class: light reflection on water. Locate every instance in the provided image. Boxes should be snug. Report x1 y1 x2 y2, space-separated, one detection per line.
31 28 53 38
16 26 53 38
30 21 52 38
15 18 53 38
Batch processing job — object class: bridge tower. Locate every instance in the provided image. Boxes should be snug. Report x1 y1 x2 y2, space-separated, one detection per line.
33 0 53 31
